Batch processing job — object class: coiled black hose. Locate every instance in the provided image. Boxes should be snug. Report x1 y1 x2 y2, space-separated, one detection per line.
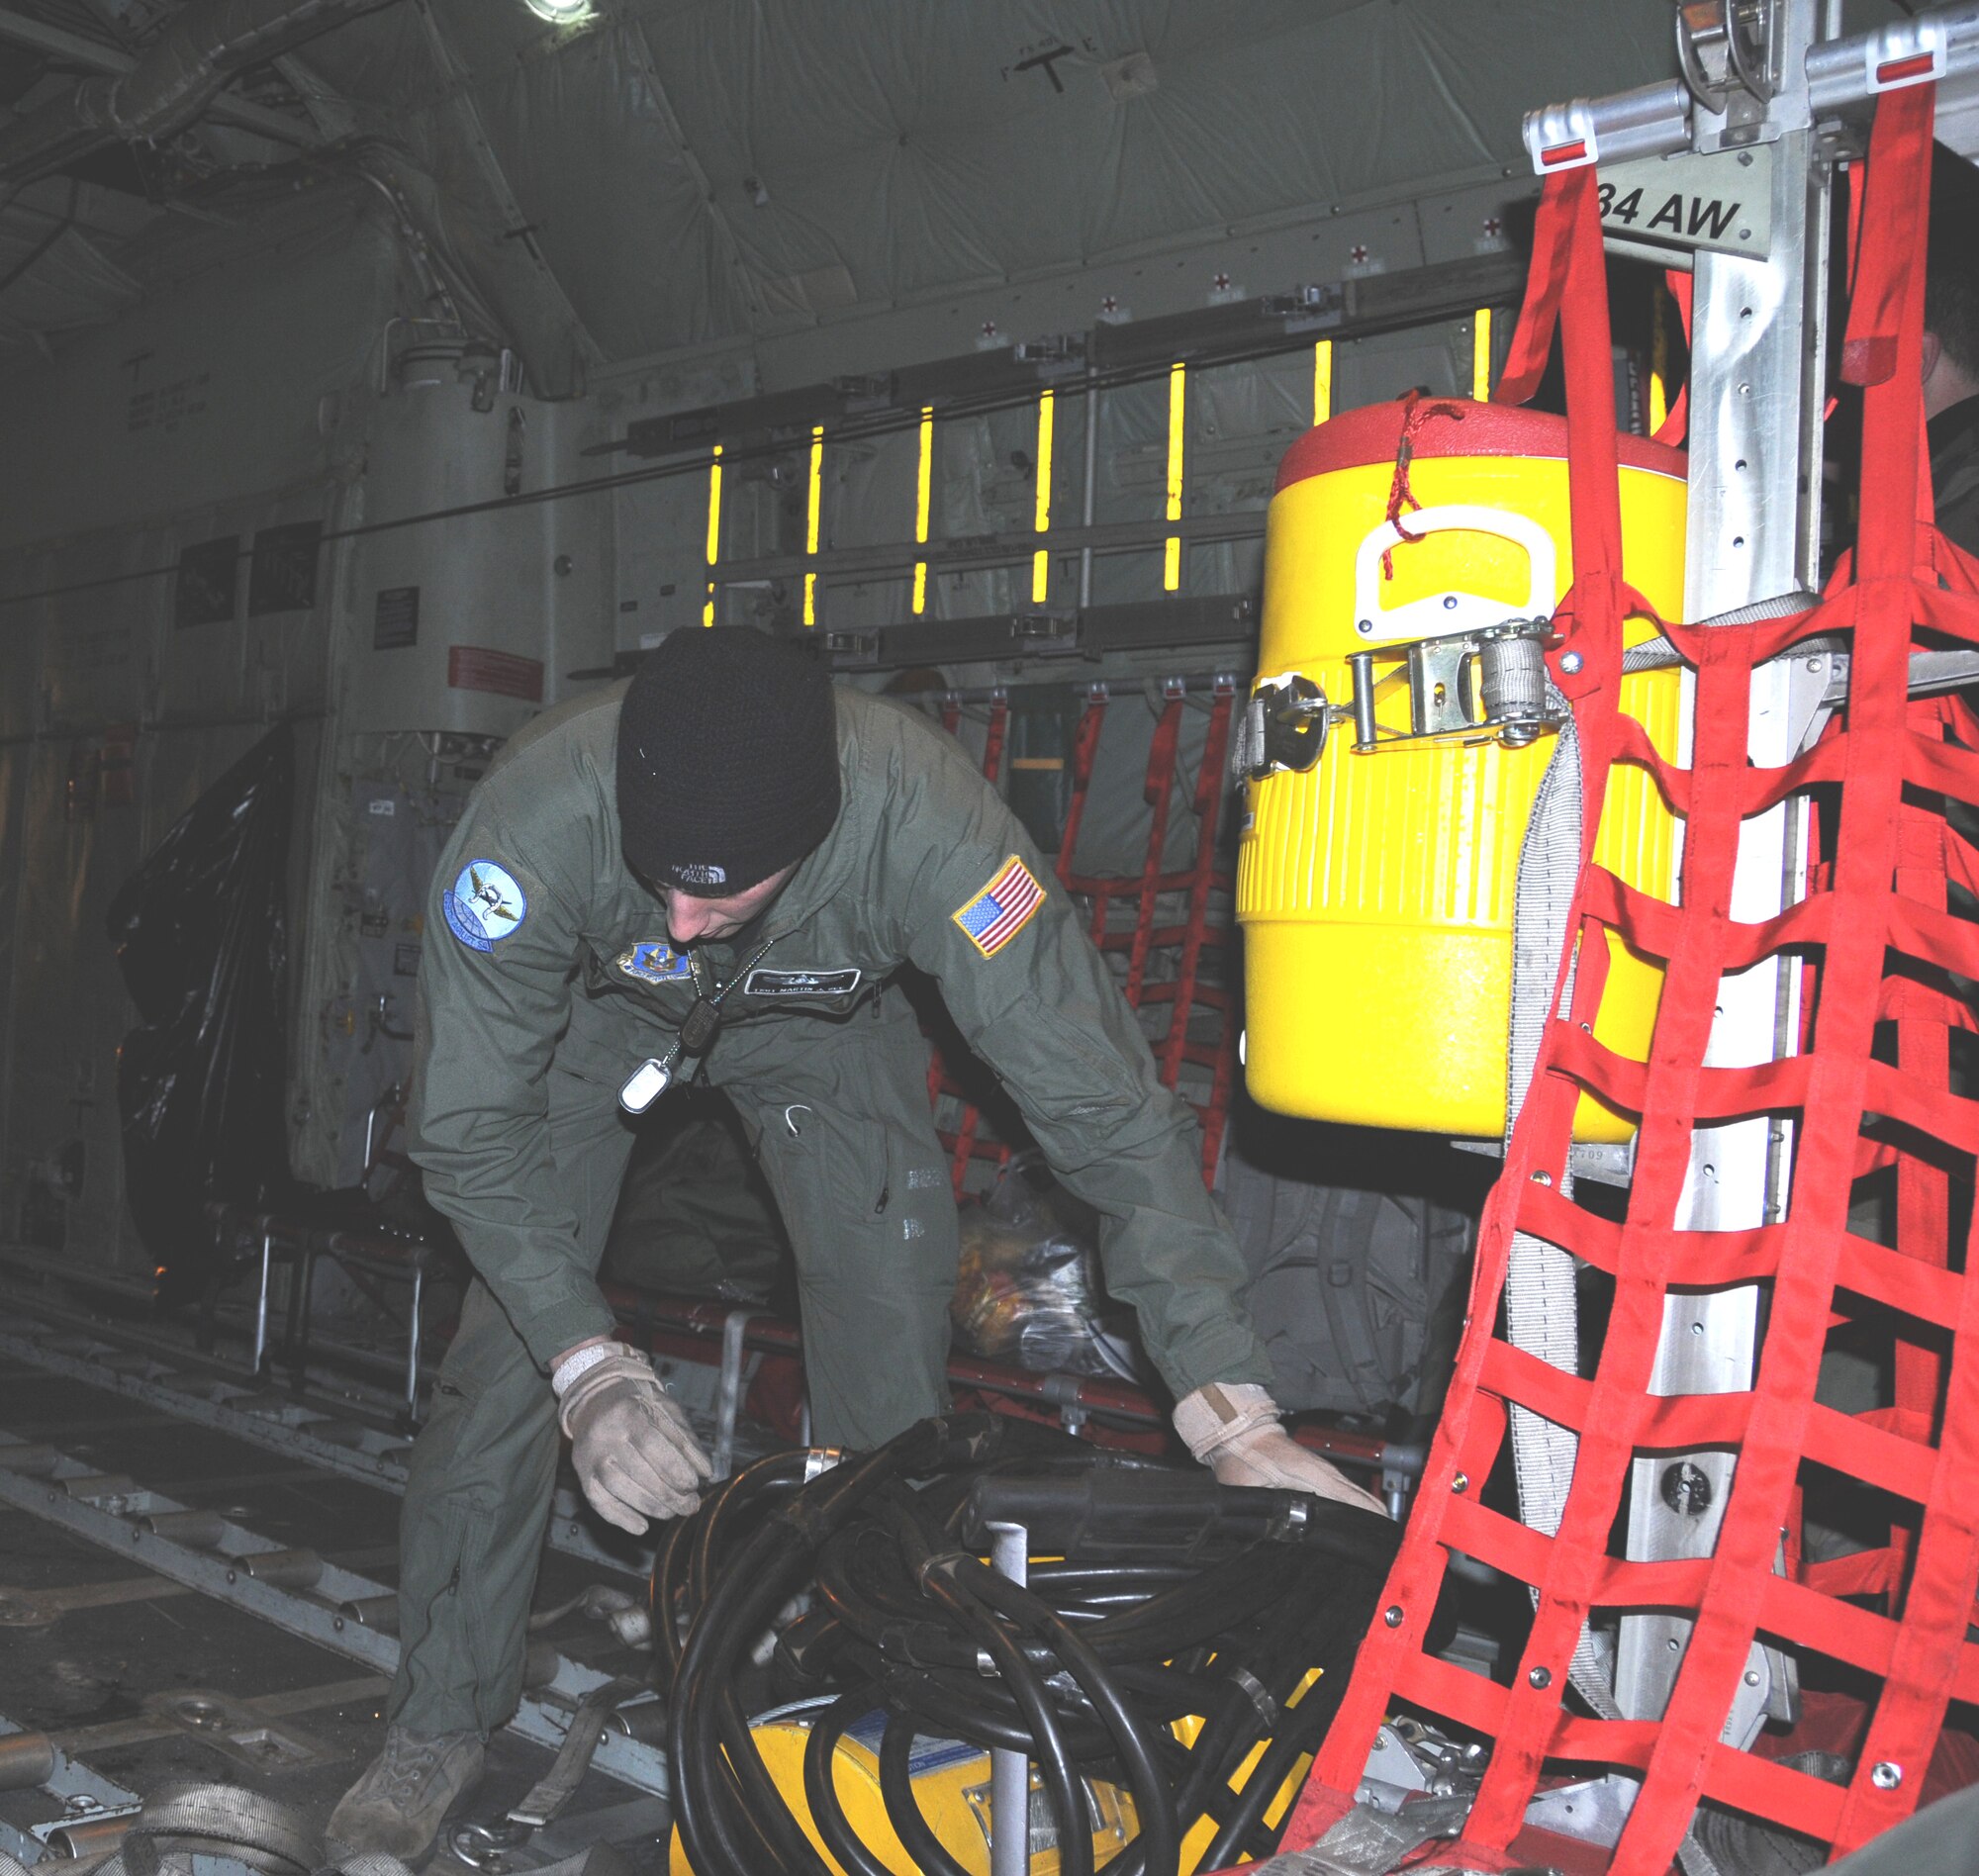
658 1414 1399 1876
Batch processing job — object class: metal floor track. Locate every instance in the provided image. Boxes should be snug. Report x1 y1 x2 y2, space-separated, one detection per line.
0 1350 673 1874
0 1288 650 1577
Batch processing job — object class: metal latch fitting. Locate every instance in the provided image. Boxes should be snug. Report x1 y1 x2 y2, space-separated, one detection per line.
1347 618 1563 753
1233 674 1334 781
1233 621 1564 783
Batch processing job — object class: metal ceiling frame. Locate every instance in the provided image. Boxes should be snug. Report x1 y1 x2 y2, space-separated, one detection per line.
0 5 326 146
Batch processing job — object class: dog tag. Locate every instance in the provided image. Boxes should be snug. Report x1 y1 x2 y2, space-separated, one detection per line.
618 1057 674 1114
678 996 722 1054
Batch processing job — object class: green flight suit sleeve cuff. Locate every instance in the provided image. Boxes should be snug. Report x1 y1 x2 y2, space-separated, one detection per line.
1154 1331 1278 1408
517 1288 619 1374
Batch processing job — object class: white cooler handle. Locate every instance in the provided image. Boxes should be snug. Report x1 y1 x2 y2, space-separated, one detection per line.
1352 504 1558 645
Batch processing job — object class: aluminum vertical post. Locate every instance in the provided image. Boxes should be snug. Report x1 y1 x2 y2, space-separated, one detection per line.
1612 0 1835 1735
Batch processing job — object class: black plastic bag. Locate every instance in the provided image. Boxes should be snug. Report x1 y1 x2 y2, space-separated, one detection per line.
108 725 294 1305
950 1154 1138 1378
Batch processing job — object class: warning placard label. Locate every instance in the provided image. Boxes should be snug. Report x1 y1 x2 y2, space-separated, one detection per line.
447 645 544 703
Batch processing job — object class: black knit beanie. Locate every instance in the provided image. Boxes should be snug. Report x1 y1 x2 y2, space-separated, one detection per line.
616 628 841 894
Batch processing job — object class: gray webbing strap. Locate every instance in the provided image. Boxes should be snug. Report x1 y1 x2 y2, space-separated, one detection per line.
507 1677 646 1831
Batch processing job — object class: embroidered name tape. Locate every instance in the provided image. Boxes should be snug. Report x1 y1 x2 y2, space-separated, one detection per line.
952 855 1045 958
444 860 526 953
743 967 863 998
618 940 694 985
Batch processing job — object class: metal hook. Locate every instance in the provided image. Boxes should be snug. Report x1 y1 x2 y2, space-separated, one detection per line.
449 1819 531 1870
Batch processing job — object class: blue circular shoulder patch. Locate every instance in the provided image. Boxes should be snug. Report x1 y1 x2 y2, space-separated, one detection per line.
445 860 527 953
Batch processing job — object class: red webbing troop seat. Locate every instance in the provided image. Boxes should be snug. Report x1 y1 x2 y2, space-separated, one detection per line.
1276 84 1979 1872
930 683 1239 1195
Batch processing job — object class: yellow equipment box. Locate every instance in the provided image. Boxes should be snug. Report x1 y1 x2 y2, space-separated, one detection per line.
1236 399 1686 1140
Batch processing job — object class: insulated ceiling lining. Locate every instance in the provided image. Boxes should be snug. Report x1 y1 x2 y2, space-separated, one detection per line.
0 0 1926 376
351 0 1679 361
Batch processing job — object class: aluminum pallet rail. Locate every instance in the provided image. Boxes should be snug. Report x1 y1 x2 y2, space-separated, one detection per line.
0 1432 671 1804
0 1715 142 1866
0 1302 646 1577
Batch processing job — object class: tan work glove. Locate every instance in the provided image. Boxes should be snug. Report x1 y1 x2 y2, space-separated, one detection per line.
1174 1381 1390 1518
553 1343 711 1534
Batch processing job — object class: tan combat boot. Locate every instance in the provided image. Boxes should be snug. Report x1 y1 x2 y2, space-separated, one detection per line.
326 1726 486 1865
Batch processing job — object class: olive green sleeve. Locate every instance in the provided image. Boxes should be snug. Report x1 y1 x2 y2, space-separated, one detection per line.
411 801 618 1371
889 716 1273 1404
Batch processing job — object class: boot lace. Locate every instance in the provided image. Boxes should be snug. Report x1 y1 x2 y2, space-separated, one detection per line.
371 1730 463 1806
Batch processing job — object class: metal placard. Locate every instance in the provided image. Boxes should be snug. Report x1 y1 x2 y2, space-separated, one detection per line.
1596 144 1774 260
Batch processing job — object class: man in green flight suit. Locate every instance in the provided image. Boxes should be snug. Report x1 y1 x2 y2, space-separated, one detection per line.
328 627 1382 1860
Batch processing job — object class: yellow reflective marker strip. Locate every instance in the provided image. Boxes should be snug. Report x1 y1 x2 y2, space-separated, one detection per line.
1313 338 1333 424
703 442 722 625
806 426 824 555
1163 361 1184 592
1031 389 1055 604
1472 308 1492 402
912 405 933 614
803 425 823 626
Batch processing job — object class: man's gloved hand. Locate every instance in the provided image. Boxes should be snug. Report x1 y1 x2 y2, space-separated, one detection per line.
552 1341 711 1535
1174 1381 1391 1518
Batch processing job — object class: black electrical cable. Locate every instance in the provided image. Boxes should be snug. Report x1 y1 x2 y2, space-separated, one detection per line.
956 1556 1182 1876
919 1564 1094 1876
1197 1678 1344 1871
661 1414 1401 1876
801 1691 896 1876
650 1508 694 1696
668 1455 825 1875
670 1415 1030 1876
879 1493 1092 1876
877 1713 975 1876
670 1510 835 1876
1201 1608 1366 1870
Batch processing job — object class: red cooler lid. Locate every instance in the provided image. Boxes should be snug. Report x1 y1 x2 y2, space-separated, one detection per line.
1274 399 1686 495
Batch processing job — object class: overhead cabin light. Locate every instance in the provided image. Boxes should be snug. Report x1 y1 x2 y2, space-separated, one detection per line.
523 0 594 23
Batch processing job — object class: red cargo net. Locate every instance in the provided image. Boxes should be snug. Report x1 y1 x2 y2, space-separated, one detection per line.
930 682 1238 1195
1279 85 1979 1872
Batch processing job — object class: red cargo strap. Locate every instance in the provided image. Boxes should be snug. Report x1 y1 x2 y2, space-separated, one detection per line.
1492 166 1582 407
1060 689 1240 1168
1652 270 1692 447
1055 693 1108 889
1157 685 1234 1175
1280 84 1979 1874
1125 696 1183 1004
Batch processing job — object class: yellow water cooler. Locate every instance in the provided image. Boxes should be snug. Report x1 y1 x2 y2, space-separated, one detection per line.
1235 400 1687 1141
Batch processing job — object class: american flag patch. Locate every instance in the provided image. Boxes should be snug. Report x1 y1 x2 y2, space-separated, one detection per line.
952 855 1046 958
